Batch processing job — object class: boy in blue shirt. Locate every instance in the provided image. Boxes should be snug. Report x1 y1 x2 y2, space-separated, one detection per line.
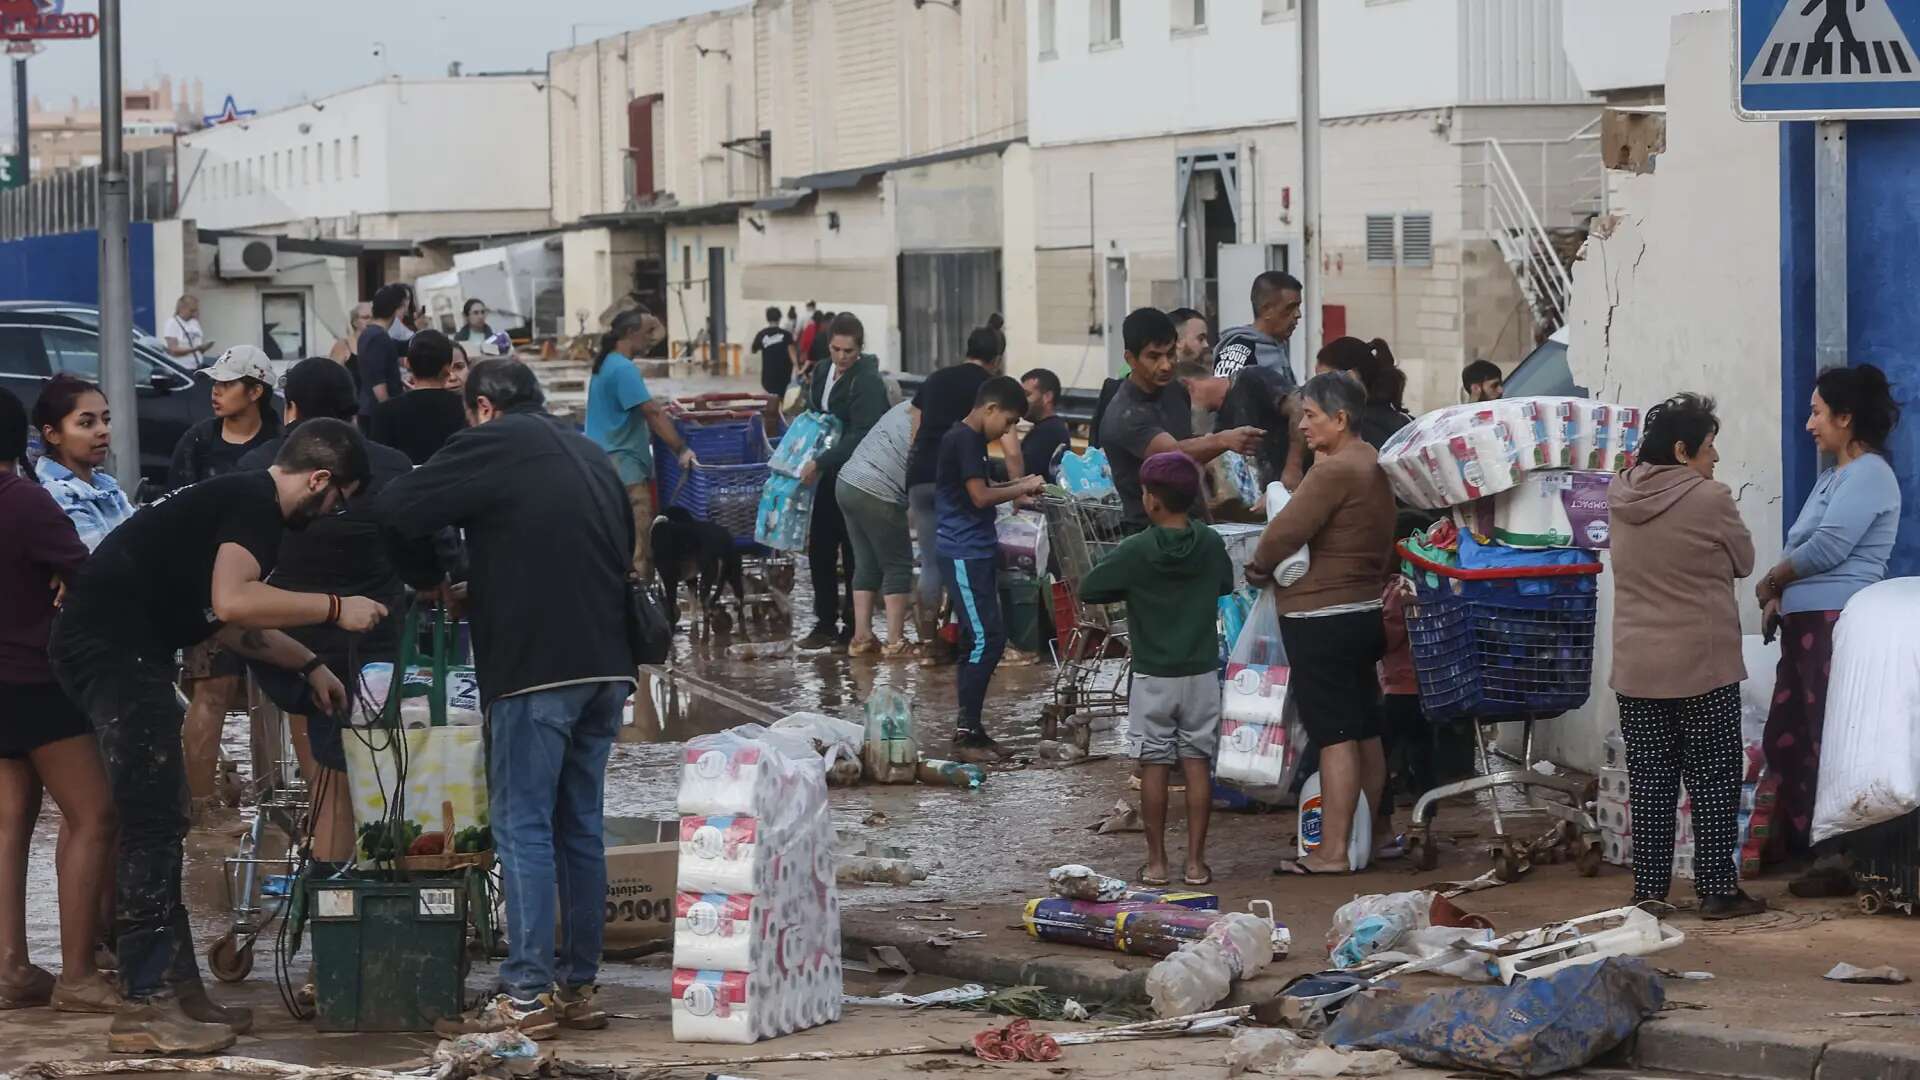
936 376 1043 763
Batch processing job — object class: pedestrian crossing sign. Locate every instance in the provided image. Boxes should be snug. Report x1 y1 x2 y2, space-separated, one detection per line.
1738 0 1920 117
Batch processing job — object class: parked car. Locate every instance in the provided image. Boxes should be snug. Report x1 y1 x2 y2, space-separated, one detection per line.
0 302 215 491
1503 326 1586 399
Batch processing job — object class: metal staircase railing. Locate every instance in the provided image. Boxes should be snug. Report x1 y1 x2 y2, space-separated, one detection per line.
1460 115 1603 335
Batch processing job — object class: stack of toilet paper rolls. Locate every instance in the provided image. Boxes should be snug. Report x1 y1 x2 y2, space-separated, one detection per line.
1380 398 1643 511
671 728 843 1043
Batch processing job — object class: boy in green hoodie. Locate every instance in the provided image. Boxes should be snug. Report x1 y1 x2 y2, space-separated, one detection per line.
1079 451 1234 887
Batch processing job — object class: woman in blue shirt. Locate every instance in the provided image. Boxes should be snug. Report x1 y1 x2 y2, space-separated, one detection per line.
1753 365 1902 892
32 374 134 551
583 308 694 584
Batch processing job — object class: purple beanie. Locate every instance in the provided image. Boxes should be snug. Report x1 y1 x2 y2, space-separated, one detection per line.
1139 451 1201 501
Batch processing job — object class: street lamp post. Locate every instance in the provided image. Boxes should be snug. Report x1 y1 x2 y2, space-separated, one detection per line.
97 0 137 485
1297 0 1322 365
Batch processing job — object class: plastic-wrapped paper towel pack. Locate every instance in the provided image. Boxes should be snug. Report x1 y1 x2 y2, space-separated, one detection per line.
1456 471 1615 549
1381 398 1643 510
672 727 843 1043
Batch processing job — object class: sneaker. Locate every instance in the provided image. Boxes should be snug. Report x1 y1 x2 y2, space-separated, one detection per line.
1699 890 1768 921
880 641 918 660
951 733 1011 765
176 980 254 1035
796 626 837 652
919 641 957 668
53 971 122 1014
847 637 882 657
555 984 608 1031
108 997 237 1055
0 965 52 1009
434 992 560 1041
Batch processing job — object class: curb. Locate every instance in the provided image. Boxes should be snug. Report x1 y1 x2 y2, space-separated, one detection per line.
841 917 1920 1080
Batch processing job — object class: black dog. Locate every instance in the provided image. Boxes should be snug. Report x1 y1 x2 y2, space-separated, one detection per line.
652 506 746 627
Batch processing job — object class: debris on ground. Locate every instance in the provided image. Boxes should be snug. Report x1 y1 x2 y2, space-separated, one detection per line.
1048 863 1128 901
1826 962 1912 984
836 853 931 885
1324 956 1666 1078
844 983 993 1008
1089 799 1143 834
1147 912 1277 1017
970 1018 1062 1062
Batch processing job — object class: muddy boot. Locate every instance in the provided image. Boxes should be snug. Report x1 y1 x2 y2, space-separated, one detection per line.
555 984 608 1031
0 965 53 1009
434 993 559 1041
951 731 1010 766
108 997 237 1055
52 971 123 1014
176 980 254 1035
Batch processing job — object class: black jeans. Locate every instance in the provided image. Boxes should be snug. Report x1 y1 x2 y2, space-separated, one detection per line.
49 613 202 1002
808 466 855 633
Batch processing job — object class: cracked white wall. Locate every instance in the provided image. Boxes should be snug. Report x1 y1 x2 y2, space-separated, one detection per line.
1540 7 1781 771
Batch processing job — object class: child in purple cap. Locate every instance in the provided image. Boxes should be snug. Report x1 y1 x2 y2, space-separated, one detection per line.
1078 451 1234 887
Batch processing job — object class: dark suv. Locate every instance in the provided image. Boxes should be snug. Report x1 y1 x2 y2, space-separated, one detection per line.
0 302 214 488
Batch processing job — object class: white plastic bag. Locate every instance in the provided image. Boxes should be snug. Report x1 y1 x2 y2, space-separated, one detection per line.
1812 580 1920 843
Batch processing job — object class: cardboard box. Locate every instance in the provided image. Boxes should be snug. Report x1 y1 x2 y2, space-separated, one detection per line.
602 817 678 953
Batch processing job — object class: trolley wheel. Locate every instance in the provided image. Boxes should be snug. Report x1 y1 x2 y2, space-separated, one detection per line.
1576 843 1604 878
1410 832 1439 872
1492 850 1522 883
1860 891 1886 916
207 932 253 983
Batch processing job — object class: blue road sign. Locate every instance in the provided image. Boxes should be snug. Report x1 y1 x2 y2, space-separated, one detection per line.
1737 0 1920 118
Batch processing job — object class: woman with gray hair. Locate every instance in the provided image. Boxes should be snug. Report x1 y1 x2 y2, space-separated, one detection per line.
1248 373 1397 875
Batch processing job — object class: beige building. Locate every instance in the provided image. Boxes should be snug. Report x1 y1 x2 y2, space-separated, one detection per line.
547 0 1026 370
21 76 202 174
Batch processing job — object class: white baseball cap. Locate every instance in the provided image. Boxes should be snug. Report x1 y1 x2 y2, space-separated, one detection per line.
203 344 275 385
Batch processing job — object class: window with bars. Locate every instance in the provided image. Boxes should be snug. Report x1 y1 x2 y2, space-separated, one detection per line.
1262 0 1295 20
1172 0 1206 33
1365 214 1396 266
1400 212 1433 266
1090 0 1121 46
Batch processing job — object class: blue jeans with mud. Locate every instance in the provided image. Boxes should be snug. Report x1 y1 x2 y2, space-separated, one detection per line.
488 681 625 1001
49 614 203 1002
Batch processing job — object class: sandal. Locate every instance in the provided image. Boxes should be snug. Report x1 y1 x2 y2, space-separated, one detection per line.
1274 859 1344 876
1183 868 1214 887
1136 863 1172 887
1374 834 1408 861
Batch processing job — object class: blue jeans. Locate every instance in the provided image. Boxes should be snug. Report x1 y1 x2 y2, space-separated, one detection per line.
488 680 626 1000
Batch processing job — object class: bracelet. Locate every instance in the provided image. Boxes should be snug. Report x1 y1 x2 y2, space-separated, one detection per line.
327 594 341 625
299 656 324 679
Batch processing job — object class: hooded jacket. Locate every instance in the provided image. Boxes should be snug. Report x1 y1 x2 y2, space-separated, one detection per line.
1608 462 1756 699
1077 518 1234 677
1212 325 1295 386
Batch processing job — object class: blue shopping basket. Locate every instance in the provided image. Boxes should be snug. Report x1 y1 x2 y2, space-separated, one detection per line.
1398 541 1603 722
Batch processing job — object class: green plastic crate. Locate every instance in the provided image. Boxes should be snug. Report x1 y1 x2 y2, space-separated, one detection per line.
308 873 471 1032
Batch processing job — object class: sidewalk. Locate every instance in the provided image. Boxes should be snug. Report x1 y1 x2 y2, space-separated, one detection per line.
840 793 1920 1079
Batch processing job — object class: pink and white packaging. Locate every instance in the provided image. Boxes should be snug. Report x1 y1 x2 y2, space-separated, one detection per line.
1380 397 1640 510
674 727 842 1044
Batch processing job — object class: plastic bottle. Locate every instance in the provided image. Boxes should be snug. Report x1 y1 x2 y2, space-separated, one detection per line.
861 688 919 784
1297 772 1373 871
916 759 985 789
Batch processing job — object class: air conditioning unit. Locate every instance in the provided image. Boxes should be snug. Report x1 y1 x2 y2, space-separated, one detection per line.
217 236 278 279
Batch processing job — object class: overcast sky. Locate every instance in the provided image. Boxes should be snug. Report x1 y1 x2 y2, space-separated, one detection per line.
24 0 735 123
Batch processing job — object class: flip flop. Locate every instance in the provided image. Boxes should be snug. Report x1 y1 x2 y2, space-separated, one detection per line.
1136 863 1172 888
1274 859 1341 876
1183 869 1214 887
1374 834 1408 861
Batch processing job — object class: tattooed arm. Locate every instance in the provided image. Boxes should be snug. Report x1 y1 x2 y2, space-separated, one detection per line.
213 625 348 715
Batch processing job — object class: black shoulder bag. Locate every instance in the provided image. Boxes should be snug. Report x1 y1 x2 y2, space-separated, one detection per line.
536 417 672 666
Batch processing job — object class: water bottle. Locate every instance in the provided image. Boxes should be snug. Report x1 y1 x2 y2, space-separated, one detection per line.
916 759 985 789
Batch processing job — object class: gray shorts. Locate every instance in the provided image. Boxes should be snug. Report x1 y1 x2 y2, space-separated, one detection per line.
1128 672 1222 765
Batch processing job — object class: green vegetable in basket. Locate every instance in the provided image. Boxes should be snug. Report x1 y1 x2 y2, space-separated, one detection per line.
453 825 492 854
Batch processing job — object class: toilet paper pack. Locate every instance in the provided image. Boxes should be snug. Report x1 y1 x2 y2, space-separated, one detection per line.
1380 397 1640 510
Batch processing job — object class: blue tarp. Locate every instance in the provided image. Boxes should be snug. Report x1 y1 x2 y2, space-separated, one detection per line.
1325 957 1665 1078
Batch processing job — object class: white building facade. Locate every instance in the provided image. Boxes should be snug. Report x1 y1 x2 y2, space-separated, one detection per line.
1013 0 1602 410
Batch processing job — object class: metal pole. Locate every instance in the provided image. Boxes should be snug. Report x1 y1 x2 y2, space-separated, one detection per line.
12 57 25 184
1813 120 1847 469
1298 0 1323 370
98 0 139 487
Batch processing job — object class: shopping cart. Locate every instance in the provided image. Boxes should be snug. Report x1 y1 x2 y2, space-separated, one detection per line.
1397 541 1606 878
1037 490 1132 740
207 678 311 983
650 401 795 629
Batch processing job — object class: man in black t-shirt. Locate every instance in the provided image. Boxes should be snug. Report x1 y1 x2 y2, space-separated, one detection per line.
750 306 795 396
1015 367 1071 484
49 420 384 1055
1098 309 1264 531
371 329 469 464
355 283 411 426
905 325 1003 646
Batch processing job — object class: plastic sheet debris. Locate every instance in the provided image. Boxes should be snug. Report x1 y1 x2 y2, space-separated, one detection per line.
1267 971 1372 1032
1327 891 1494 971
1048 864 1128 901
1325 957 1666 1078
1227 1028 1310 1075
843 984 991 1009
1826 963 1912 984
1089 799 1144 834
969 1018 1062 1062
1146 912 1276 1017
1484 906 1682 985
836 855 929 886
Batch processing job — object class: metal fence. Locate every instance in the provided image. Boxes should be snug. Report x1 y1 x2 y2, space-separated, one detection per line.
0 147 176 242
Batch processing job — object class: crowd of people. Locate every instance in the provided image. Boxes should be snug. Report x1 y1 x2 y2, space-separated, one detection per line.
0 267 1907 1051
